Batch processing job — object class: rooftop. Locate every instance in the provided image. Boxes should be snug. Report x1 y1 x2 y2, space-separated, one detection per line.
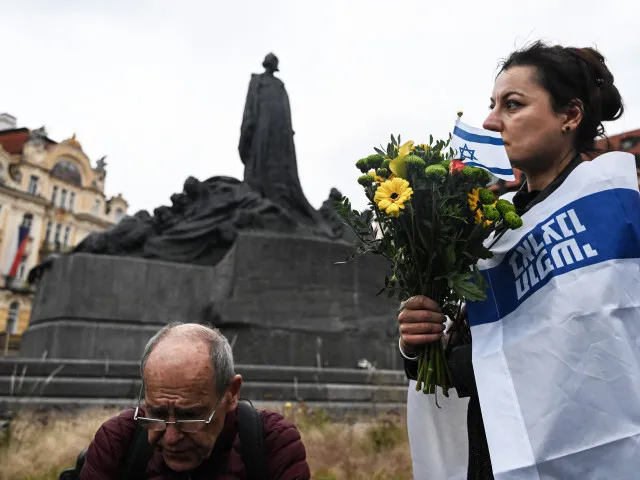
0 128 57 155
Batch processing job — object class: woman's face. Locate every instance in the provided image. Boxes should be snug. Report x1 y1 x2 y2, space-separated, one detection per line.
483 65 572 174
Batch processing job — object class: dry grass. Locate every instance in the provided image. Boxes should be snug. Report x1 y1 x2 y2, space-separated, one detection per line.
0 403 411 480
0 407 122 480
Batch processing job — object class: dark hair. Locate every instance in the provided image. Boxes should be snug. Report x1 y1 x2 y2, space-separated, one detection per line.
499 41 624 154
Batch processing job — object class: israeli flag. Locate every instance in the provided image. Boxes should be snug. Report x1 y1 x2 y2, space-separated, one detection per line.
407 379 469 479
451 119 515 181
466 152 640 479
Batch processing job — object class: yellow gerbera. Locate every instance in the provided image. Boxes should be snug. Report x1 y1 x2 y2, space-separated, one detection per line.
389 140 414 179
374 177 413 217
370 169 395 184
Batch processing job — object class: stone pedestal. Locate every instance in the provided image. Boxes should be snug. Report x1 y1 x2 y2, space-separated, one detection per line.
20 232 400 369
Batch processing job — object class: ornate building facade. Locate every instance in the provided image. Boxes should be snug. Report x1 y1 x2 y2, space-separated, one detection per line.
0 113 128 353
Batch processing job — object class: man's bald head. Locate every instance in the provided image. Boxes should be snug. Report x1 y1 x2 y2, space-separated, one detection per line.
139 324 241 472
140 323 235 395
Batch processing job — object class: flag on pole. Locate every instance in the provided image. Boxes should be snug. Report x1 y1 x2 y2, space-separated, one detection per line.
466 152 640 479
451 118 515 181
4 222 30 278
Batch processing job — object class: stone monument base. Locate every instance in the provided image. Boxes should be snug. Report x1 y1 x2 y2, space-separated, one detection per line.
21 232 399 369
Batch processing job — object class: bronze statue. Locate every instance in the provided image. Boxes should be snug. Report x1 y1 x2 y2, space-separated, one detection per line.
58 54 356 268
239 53 323 227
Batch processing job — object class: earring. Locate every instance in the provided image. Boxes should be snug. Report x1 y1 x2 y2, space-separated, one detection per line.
564 126 571 132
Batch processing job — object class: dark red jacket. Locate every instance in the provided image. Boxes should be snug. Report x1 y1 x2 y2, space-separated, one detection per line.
80 407 310 479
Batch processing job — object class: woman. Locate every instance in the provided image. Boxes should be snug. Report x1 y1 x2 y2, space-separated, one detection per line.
398 41 625 479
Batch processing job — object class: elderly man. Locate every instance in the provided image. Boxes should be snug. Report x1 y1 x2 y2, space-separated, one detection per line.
80 323 310 479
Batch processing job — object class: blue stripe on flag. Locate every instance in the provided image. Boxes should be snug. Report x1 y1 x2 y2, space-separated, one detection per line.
462 161 513 176
466 187 640 327
453 126 504 146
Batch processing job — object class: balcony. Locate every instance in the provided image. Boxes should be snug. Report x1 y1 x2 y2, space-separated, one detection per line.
39 241 72 257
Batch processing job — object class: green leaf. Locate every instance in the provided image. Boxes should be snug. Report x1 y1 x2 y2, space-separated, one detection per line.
374 147 385 156
334 251 357 265
429 134 433 146
445 243 456 269
448 272 487 302
387 143 394 157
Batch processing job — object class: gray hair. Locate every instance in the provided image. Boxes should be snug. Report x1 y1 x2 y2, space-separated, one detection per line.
140 322 235 395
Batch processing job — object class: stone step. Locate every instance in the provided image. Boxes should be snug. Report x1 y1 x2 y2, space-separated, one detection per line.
0 376 409 404
0 359 407 385
0 396 407 417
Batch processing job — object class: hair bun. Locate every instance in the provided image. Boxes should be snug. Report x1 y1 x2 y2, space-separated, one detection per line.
575 47 623 122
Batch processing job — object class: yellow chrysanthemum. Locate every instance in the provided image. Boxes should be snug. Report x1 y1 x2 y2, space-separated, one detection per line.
389 140 414 179
468 188 486 224
468 188 480 211
374 177 413 217
469 188 499 226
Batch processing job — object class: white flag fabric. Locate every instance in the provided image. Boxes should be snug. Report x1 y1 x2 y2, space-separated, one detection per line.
451 119 515 181
407 380 469 480
466 151 640 479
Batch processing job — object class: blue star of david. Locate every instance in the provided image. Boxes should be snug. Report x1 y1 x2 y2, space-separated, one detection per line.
459 144 477 161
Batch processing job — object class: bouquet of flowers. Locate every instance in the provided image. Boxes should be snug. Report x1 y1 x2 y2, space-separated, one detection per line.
336 126 523 397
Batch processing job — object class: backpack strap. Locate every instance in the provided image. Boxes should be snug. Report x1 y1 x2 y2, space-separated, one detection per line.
120 425 153 480
236 399 267 480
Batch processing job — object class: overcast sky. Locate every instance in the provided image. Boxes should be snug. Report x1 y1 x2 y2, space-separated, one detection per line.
1 0 638 214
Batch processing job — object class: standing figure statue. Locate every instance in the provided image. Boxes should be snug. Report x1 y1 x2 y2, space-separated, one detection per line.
239 53 322 227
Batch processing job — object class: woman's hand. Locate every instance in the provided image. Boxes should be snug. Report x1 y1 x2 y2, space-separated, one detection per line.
398 295 446 355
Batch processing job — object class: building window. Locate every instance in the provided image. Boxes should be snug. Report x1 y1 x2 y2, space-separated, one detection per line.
60 189 67 209
45 220 52 243
6 301 19 335
51 185 58 204
92 199 101 215
63 226 71 247
115 207 125 222
27 175 39 195
54 223 62 246
21 213 33 230
51 158 82 187
69 192 75 212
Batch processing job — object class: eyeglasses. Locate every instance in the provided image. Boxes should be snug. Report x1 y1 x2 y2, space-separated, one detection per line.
133 384 229 434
